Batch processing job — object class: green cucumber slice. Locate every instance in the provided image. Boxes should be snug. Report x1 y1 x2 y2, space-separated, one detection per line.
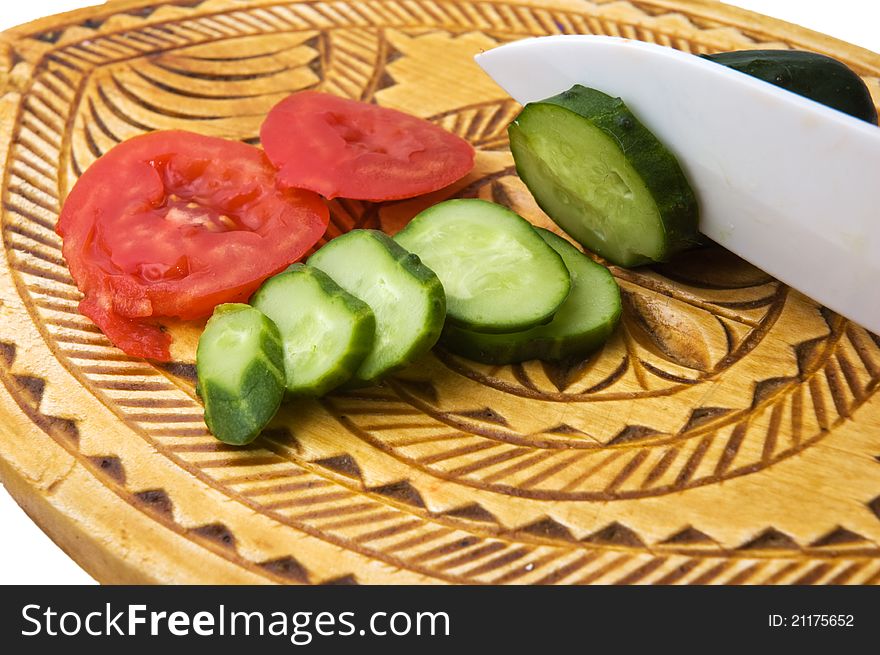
441 229 621 364
251 264 376 396
307 229 445 384
509 85 699 267
196 303 285 445
394 198 571 333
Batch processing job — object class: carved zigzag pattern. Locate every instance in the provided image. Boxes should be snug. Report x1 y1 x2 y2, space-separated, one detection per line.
326 323 880 500
0 340 331 584
3 336 880 584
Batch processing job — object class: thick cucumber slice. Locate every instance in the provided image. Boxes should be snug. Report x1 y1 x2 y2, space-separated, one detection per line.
394 198 571 333
308 230 445 384
441 229 621 364
251 264 376 396
196 303 285 445
509 85 699 267
702 50 877 125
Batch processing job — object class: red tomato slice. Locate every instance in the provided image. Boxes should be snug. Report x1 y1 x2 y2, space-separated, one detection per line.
57 130 329 361
260 91 475 201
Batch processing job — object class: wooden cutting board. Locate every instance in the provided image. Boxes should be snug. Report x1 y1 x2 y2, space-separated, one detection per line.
2 0 879 585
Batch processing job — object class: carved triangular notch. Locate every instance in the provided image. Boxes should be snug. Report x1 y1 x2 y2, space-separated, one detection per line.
13 374 45 407
660 526 715 546
126 6 158 18
308 57 323 78
89 456 126 484
583 521 645 547
818 306 839 329
541 355 592 392
0 342 16 367
608 425 658 445
370 480 425 508
45 416 79 445
867 495 880 521
305 34 325 78
375 71 397 92
452 407 509 427
34 30 63 44
156 362 197 384
315 454 363 481
545 423 589 437
793 337 827 377
809 526 870 548
191 523 236 550
321 574 358 585
516 517 575 541
681 407 733 433
134 489 173 517
738 528 799 551
259 556 309 584
442 503 497 523
385 44 404 65
751 377 796 408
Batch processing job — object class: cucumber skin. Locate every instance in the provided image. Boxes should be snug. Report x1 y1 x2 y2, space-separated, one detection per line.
308 230 446 385
702 50 878 125
509 85 700 266
440 230 621 364
197 304 285 446
250 264 376 397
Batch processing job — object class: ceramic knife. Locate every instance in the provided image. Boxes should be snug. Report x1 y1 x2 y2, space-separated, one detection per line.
476 35 880 334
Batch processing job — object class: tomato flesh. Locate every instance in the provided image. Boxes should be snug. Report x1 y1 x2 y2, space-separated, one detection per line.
260 91 475 201
57 130 329 361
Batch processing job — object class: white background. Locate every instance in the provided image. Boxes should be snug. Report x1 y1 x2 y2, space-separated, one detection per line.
0 0 879 585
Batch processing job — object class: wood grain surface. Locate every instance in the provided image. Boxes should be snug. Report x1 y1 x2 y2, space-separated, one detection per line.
1 0 880 584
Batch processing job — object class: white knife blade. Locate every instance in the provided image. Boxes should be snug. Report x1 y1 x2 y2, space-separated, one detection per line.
475 35 880 334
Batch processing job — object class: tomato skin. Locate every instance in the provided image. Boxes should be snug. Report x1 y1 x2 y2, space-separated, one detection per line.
57 130 329 361
260 91 475 201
